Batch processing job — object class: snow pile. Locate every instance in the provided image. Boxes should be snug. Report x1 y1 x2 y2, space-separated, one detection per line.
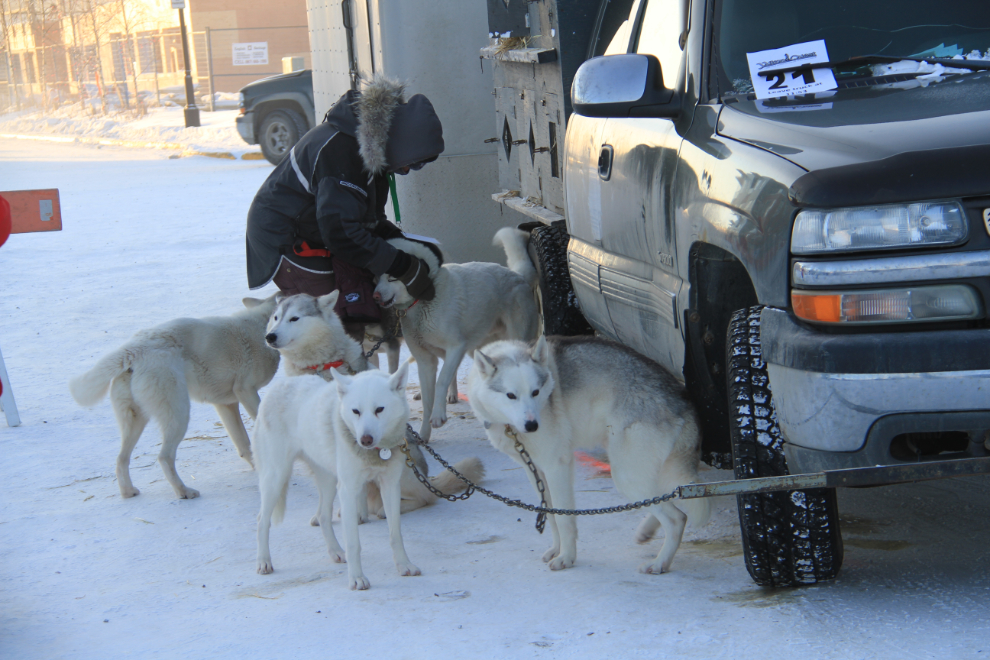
0 103 258 158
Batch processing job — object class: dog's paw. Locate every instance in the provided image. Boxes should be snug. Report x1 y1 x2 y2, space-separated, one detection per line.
242 454 255 469
375 509 386 520
548 554 575 571
310 515 320 527
349 574 370 590
635 529 656 545
120 486 141 498
541 547 560 563
639 561 668 575
413 391 422 401
257 560 274 575
446 392 459 405
430 411 447 429
178 487 200 500
329 550 346 564
397 563 421 577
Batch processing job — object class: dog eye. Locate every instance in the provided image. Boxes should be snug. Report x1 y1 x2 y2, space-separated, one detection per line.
375 406 384 415
289 317 299 322
506 393 516 400
531 390 539 397
352 409 360 416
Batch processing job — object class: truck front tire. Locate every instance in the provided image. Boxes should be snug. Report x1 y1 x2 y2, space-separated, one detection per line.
727 306 843 587
530 221 593 337
259 109 307 165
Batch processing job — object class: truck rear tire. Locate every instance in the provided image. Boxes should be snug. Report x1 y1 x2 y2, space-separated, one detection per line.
530 221 593 337
259 109 306 165
727 306 843 587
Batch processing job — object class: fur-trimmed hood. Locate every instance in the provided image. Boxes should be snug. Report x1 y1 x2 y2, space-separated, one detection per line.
324 74 445 175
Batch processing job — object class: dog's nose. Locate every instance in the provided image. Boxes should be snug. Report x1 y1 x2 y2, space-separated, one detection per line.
360 434 375 447
372 291 382 303
524 420 539 433
265 333 277 344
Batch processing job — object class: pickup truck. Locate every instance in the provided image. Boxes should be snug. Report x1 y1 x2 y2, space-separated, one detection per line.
528 0 990 587
236 69 316 165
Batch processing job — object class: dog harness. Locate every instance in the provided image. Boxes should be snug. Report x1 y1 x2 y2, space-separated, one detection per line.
303 360 346 373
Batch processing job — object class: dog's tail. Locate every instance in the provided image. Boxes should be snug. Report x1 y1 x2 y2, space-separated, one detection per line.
68 348 130 407
429 457 486 497
493 227 537 288
271 477 290 525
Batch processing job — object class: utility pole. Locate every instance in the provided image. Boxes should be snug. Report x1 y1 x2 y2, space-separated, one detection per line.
172 0 199 127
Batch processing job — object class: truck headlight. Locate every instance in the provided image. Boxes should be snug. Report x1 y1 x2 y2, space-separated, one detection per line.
791 202 967 255
792 285 982 324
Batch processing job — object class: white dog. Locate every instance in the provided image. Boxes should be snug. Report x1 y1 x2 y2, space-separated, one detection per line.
467 335 711 574
373 227 539 441
264 290 484 520
69 296 279 499
253 362 422 589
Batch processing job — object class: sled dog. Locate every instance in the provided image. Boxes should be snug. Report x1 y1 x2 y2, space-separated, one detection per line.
264 290 484 519
467 335 711 574
373 227 539 442
254 363 423 589
69 296 280 499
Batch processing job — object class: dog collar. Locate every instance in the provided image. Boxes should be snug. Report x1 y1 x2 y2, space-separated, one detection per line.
396 299 420 317
304 360 346 373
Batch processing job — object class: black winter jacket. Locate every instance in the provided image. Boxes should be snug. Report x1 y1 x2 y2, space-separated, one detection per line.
245 76 444 289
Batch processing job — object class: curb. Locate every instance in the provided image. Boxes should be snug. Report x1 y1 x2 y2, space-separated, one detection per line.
0 132 264 161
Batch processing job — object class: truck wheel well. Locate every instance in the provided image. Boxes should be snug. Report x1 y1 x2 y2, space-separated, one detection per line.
684 242 759 468
254 101 310 133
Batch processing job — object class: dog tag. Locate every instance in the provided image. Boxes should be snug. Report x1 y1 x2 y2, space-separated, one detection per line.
379 448 392 460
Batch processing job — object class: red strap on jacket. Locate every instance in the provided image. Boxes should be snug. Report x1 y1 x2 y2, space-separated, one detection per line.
293 239 331 258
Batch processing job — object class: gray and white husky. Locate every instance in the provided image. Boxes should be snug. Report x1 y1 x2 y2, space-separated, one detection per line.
265 292 369 378
253 362 420 589
467 335 711 574
69 296 280 499
264 290 484 519
373 227 539 442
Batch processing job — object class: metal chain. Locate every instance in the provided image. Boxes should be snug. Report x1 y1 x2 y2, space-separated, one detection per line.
363 314 402 360
399 425 682 534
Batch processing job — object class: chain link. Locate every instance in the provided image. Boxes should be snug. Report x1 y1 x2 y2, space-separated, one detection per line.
399 425 683 534
363 314 402 360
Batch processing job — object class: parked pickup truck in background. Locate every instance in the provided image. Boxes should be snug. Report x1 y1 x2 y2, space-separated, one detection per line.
236 69 316 165
522 0 990 588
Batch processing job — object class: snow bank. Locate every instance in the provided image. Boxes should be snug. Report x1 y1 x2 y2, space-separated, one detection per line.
0 104 261 159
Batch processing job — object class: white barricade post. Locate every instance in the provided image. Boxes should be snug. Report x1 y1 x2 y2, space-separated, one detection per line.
0 188 63 427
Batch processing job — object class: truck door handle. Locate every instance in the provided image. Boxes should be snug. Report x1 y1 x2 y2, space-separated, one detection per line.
598 145 613 181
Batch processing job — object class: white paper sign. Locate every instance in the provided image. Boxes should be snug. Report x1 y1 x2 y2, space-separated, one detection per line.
232 42 269 66
170 0 185 8
747 40 837 99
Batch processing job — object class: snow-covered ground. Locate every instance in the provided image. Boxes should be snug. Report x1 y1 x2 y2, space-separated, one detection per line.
0 101 258 159
1 137 990 659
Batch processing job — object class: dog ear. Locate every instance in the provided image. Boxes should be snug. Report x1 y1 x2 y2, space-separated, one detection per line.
474 350 497 378
331 367 351 395
389 360 410 393
242 296 263 308
274 291 287 304
531 335 550 367
317 290 340 314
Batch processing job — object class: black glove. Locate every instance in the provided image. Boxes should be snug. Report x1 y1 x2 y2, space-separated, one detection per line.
396 254 436 301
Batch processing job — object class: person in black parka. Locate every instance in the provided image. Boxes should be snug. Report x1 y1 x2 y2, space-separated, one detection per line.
246 74 444 324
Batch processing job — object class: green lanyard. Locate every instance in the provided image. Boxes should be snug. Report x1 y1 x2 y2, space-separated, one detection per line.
387 172 401 225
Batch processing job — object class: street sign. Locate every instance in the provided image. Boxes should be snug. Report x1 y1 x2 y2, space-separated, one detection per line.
171 0 185 8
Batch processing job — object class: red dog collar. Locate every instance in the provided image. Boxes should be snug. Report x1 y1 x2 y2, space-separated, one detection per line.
304 360 345 372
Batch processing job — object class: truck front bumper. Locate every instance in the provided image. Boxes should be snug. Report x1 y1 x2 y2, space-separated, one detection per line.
236 112 255 144
760 307 990 473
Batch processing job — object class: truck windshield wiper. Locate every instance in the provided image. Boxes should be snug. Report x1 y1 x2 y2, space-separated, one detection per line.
757 55 990 79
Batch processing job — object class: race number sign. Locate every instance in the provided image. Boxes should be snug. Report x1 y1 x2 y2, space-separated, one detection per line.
746 40 837 99
232 42 269 66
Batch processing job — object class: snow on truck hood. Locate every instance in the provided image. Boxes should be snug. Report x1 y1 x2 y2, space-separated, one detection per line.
716 71 990 172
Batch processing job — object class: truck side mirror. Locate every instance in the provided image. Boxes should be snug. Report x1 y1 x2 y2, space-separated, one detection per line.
571 54 679 118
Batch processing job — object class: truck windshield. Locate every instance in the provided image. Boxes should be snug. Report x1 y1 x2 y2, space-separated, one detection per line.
714 0 990 94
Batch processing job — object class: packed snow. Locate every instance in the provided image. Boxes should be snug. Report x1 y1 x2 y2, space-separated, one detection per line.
1 132 989 659
0 101 256 159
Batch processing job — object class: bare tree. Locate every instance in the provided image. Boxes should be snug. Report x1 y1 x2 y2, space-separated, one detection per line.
0 0 21 110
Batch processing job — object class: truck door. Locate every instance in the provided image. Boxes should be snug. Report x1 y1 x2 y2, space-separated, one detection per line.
594 0 689 375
